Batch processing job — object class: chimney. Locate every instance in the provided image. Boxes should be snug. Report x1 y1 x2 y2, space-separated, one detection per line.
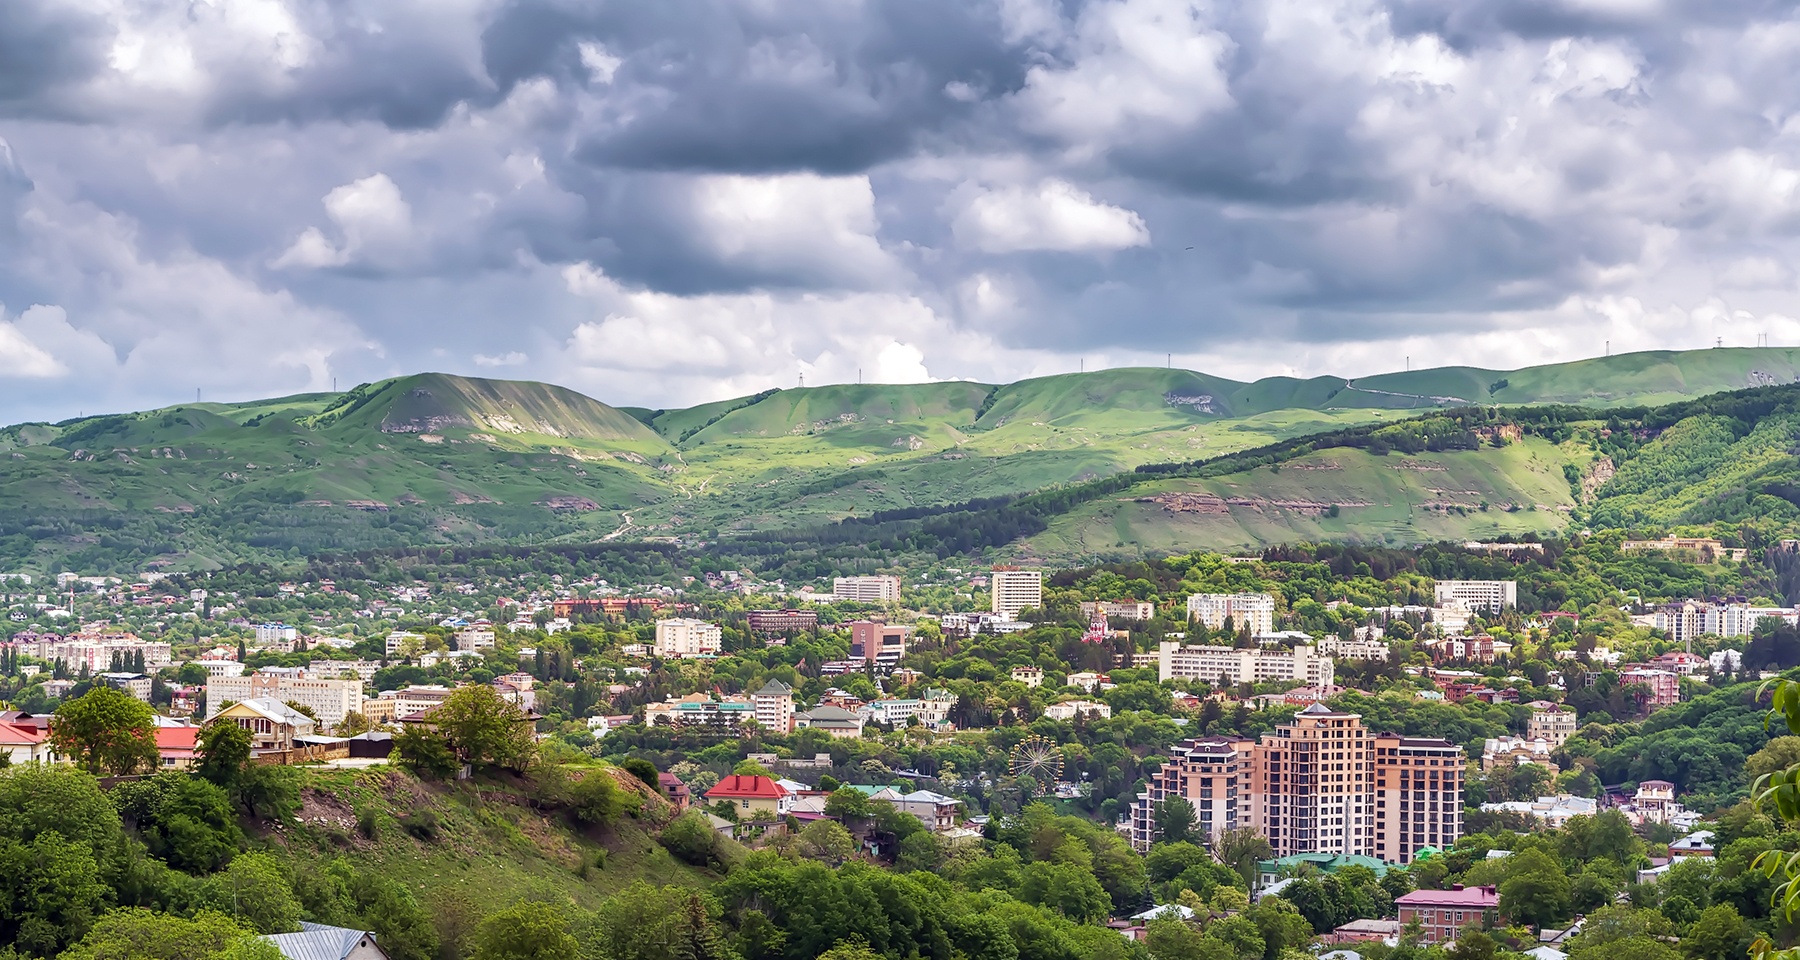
1450 884 1464 891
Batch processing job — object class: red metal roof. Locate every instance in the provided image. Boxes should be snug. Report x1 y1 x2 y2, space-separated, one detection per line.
704 774 789 800
1396 885 1499 907
155 727 199 755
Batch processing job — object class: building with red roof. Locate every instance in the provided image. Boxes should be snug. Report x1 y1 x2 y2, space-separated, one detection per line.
155 726 200 770
704 774 790 817
0 721 54 765
1395 884 1501 943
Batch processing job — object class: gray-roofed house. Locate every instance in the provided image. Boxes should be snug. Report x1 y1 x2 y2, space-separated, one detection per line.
264 922 389 960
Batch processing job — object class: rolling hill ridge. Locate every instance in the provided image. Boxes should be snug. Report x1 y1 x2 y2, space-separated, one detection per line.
2 347 1798 571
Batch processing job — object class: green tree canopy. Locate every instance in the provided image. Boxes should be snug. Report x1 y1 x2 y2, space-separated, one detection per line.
49 686 157 776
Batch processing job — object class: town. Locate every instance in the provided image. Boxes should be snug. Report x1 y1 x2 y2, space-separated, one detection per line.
0 532 1789 959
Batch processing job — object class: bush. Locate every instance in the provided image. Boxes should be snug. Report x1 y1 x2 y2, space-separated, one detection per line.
621 758 659 788
569 770 629 826
659 811 722 867
395 725 460 780
400 809 440 842
356 805 379 840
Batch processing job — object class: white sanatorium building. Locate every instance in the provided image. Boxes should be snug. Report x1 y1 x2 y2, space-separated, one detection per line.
1432 580 1517 612
832 576 902 602
654 618 723 658
1186 593 1277 636
1156 640 1334 686
990 569 1043 621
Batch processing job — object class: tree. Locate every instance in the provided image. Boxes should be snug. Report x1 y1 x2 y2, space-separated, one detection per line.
1498 847 1574 929
60 908 271 960
568 770 628 825
201 852 301 934
471 902 578 960
49 686 157 776
621 758 659 788
433 685 536 771
660 811 724 867
334 711 374 737
1216 828 1274 888
1681 903 1746 960
196 722 252 787
231 765 302 821
1019 861 1112 923
587 882 732 960
896 831 945 873
824 786 875 821
1155 796 1197 846
795 820 856 866
1144 916 1233 960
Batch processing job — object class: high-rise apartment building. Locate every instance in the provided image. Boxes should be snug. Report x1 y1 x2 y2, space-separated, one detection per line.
1186 593 1276 635
1432 580 1517 613
832 576 902 603
751 679 795 733
206 671 365 730
654 618 723 658
1133 705 1464 862
990 568 1043 620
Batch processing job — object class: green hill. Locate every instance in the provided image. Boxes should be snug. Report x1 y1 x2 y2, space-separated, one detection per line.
3 347 1798 571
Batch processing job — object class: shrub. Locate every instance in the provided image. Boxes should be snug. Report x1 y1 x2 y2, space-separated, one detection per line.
621 758 659 788
400 809 440 842
659 811 721 867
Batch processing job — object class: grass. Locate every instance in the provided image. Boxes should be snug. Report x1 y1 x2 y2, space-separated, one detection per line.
267 764 716 917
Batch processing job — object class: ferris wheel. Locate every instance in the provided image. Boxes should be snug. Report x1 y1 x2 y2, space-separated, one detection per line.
1009 734 1065 782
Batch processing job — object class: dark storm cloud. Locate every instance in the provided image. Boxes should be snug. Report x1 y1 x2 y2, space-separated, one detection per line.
1385 0 1796 49
0 5 106 112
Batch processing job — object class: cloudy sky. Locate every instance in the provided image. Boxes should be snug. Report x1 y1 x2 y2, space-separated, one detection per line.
1 0 1798 422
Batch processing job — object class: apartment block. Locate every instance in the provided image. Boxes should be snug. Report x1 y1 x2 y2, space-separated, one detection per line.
747 609 820 634
1156 640 1333 687
1431 580 1517 613
654 618 723 658
832 576 902 603
990 568 1043 620
254 623 298 645
1080 600 1156 621
1133 705 1464 862
1654 600 1798 644
751 679 795 733
1525 702 1578 747
206 671 365 730
1619 666 1681 709
1186 593 1276 635
455 626 496 651
848 621 910 668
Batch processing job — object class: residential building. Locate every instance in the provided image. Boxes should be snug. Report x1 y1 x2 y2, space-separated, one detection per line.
1622 536 1748 563
210 698 317 752
644 694 755 731
654 618 723 658
1186 593 1276 635
1525 702 1578 747
847 621 910 668
1619 666 1681 709
990 568 1043 620
1133 705 1465 862
1010 666 1045 688
1066 671 1109 692
156 726 200 769
1432 604 1474 637
794 705 866 738
207 672 365 730
0 720 55 765
255 623 298 645
747 609 819 634
384 631 426 657
1255 853 1389 895
1650 651 1707 676
1481 737 1557 773
832 575 902 603
871 787 963 832
454 626 496 651
1395 885 1501 944
1043 699 1111 721
1432 580 1517 613
379 685 459 720
493 673 536 711
1314 636 1390 661
1478 794 1597 828
860 698 923 726
917 688 958 729
1156 640 1334 687
264 922 390 960
705 774 790 818
98 672 152 701
751 679 795 733
657 772 691 811
1081 600 1156 621
1423 635 1499 664
1630 780 1681 824
1654 600 1798 643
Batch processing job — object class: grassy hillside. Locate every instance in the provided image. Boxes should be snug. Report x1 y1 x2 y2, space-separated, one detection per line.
2 347 1798 571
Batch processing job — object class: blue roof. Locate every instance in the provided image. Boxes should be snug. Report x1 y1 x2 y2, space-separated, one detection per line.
264 923 383 960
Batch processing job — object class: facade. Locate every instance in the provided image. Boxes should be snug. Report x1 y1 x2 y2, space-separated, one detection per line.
1395 885 1500 944
1479 794 1597 828
990 568 1043 620
455 626 496 651
98 672 153 701
1314 636 1390 661
1080 600 1156 621
1619 666 1681 709
1481 737 1557 772
871 787 963 832
645 694 754 730
1133 705 1465 863
255 623 298 645
832 576 902 603
1010 666 1045 688
384 631 425 656
1432 580 1517 613
1654 600 1799 643
379 685 458 719
794 705 866 738
211 698 316 752
1186 593 1276 635
1156 640 1333 687
0 720 55 765
265 922 390 960
1623 536 1748 562
860 698 923 726
1525 702 1578 747
747 609 820 634
751 679 795 733
654 618 723 658
847 621 910 668
206 671 365 729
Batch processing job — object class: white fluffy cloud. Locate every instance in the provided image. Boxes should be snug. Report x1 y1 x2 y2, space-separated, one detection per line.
953 179 1150 252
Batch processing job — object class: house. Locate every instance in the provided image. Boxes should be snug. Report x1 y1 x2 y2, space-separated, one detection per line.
1669 830 1716 858
871 788 963 832
1395 884 1501 943
704 774 790 817
1010 666 1045 688
0 720 55 765
156 726 200 769
658 772 691 811
794 705 867 738
1255 853 1389 895
1044 699 1112 721
1323 919 1401 945
264 922 389 960
210 698 317 752
1481 736 1558 773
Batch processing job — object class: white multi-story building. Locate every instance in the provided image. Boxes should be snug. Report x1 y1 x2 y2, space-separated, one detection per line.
990 569 1043 620
1432 580 1517 613
833 576 902 603
917 688 958 729
1044 699 1112 720
385 630 426 657
1081 601 1156 621
1156 640 1333 686
455 626 496 651
1655 600 1799 644
1186 593 1276 636
254 623 297 645
751 679 795 733
205 671 365 729
1314 636 1391 660
654 618 723 658
860 698 923 725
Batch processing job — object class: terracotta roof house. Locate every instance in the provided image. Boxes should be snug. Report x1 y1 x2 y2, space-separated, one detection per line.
659 772 691 810
0 721 54 765
1395 885 1501 943
155 726 200 769
704 774 790 817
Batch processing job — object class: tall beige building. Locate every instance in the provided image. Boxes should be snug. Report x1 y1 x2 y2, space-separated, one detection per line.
206 671 365 730
833 576 902 602
654 618 723 658
1133 704 1464 863
990 568 1043 620
1187 593 1277 635
1525 701 1578 747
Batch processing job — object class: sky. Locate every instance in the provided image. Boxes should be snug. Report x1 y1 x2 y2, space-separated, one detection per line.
2 0 1800 423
